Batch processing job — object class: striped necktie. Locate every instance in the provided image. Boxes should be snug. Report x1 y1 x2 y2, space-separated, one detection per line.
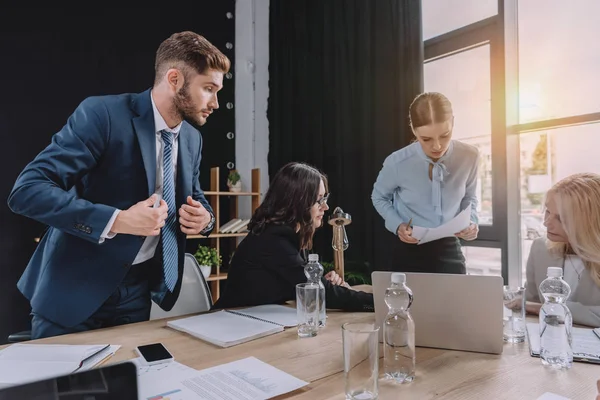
160 130 178 291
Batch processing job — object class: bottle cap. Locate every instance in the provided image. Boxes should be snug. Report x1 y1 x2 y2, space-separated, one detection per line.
391 273 406 284
547 266 563 277
308 254 319 262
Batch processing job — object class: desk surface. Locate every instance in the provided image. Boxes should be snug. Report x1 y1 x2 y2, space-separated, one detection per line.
5 304 598 399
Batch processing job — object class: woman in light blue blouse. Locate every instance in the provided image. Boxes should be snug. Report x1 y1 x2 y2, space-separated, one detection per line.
371 92 480 274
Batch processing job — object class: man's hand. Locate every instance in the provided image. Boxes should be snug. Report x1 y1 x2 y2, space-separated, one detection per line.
179 196 211 234
111 194 168 236
455 223 479 241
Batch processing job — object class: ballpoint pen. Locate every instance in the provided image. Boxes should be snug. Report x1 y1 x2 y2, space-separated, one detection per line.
407 218 413 229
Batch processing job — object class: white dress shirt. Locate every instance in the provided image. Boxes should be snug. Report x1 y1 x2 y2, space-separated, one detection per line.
101 91 181 265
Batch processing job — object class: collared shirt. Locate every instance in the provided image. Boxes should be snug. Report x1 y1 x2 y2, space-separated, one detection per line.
371 140 480 234
101 91 182 265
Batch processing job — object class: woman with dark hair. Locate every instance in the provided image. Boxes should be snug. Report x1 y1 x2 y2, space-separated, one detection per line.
371 92 480 274
213 162 374 311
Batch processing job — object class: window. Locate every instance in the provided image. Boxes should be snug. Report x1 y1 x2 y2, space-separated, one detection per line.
422 0 497 40
462 247 502 277
518 0 600 123
424 45 493 225
519 123 600 283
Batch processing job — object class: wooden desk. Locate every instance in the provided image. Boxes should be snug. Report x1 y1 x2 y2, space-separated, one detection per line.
5 310 598 399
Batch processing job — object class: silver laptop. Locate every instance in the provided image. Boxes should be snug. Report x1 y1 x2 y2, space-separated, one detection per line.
372 271 504 355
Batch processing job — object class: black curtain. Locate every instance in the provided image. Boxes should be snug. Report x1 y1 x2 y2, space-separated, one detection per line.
0 6 235 343
268 0 423 276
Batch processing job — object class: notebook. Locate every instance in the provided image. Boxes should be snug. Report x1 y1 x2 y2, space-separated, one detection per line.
167 304 298 348
0 344 120 388
526 323 600 364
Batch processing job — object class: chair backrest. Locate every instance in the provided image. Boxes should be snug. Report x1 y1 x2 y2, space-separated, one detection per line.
150 253 213 320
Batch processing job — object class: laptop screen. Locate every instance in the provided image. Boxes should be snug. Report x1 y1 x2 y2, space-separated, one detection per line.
0 361 138 400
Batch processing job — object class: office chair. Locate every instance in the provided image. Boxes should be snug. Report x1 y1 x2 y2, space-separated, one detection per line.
7 330 31 343
149 253 213 319
8 254 213 342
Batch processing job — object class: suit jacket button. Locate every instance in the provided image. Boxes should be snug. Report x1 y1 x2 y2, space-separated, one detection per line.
123 263 130 268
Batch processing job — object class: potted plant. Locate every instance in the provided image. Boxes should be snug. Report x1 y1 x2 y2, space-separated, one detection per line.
193 245 222 279
227 170 242 192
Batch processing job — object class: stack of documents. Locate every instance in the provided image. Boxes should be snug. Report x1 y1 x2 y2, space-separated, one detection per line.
0 343 120 388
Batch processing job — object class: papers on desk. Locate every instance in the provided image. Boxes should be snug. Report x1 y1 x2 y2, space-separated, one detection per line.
536 393 571 400
167 304 298 348
0 343 120 388
526 323 600 364
133 356 308 400
411 207 471 245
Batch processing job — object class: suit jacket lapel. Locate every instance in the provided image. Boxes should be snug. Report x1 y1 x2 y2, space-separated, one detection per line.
132 89 156 197
177 125 193 205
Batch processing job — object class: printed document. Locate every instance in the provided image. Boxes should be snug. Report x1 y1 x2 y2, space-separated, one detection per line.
133 356 308 400
411 207 471 245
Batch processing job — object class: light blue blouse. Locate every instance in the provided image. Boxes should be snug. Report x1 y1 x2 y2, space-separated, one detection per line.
371 140 480 234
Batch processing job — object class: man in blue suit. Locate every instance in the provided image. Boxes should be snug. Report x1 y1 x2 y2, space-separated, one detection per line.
8 31 230 339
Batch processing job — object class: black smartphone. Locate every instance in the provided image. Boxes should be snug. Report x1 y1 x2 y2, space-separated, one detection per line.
135 343 174 365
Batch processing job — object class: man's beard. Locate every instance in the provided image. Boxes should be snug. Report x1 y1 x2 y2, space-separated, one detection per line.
173 83 205 128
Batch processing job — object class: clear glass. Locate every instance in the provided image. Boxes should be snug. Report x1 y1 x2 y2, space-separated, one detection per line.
518 0 600 123
296 283 319 338
461 247 502 277
342 322 380 400
422 0 497 40
503 286 526 343
519 124 600 284
425 45 492 225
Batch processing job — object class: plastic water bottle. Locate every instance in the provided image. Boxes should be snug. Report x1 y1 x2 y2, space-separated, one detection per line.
304 253 326 327
383 272 415 383
539 266 573 370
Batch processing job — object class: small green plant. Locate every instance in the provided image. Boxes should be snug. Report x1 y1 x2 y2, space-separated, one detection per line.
318 260 369 286
227 170 241 185
194 245 222 267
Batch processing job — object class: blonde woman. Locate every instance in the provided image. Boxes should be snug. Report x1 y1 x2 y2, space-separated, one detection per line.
525 172 600 327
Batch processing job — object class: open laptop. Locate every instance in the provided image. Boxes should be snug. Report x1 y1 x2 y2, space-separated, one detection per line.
372 271 504 355
0 361 138 400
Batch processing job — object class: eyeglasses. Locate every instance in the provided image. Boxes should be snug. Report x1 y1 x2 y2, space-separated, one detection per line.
316 193 330 207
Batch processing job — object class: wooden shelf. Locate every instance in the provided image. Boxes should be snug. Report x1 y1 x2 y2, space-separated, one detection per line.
191 166 261 303
206 272 228 282
203 191 260 196
187 232 248 239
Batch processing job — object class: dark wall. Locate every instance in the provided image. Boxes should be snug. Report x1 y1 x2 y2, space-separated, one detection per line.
0 6 235 343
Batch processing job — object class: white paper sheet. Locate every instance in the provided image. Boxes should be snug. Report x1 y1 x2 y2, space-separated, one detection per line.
133 356 308 400
536 393 571 400
0 344 119 387
411 207 471 245
229 304 298 327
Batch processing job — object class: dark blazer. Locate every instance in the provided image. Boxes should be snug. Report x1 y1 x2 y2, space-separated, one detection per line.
7 89 213 327
213 224 374 312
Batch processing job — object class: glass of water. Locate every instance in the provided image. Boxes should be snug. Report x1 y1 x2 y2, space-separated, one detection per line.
296 283 319 338
342 322 379 400
503 286 526 343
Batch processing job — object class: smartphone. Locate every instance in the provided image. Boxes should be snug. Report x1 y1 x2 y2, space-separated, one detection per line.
135 343 174 365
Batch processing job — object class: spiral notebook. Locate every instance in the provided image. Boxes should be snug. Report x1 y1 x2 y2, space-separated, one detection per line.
526 323 600 364
166 305 298 348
